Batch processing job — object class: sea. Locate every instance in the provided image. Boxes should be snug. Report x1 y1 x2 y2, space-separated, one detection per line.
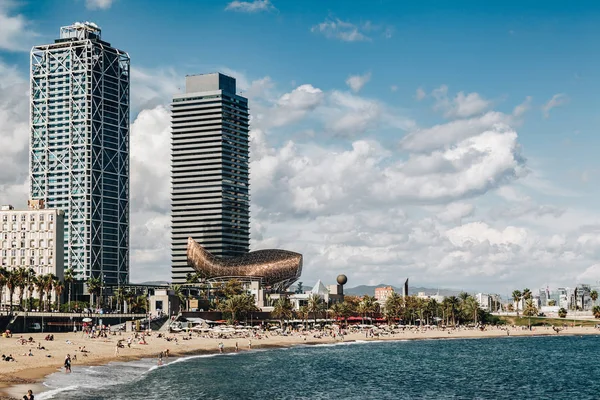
35 335 600 399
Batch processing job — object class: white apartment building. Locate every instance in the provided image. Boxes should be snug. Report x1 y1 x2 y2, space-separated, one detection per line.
0 201 65 303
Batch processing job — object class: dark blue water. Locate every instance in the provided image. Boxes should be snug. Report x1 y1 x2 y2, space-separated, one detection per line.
39 335 600 399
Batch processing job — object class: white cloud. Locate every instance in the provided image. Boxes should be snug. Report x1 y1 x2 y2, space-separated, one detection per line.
0 1 36 51
345 72 371 93
311 18 371 42
85 0 114 10
446 222 529 247
415 87 426 101
400 111 512 152
260 84 325 129
130 66 181 115
225 0 275 13
390 85 398 92
513 96 532 117
437 203 475 223
542 93 569 118
432 85 491 118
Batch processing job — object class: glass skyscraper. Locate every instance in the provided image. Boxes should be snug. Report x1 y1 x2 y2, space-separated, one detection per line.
29 22 130 285
171 73 250 283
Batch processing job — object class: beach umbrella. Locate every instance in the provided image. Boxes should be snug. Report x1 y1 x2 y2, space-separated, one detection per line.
82 318 92 322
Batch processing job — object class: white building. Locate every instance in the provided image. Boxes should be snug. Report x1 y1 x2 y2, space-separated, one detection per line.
417 292 445 303
0 201 65 304
476 293 492 311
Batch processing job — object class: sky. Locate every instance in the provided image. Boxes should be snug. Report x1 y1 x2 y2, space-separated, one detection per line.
1 0 600 295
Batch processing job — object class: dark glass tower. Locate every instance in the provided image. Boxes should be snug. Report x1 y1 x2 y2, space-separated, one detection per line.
30 22 130 285
171 73 250 283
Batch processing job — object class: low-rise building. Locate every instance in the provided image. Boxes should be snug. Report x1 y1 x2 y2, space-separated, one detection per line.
0 201 64 305
375 286 394 302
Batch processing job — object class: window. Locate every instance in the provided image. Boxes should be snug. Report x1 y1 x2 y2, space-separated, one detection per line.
1 215 6 222
39 215 44 222
20 215 25 222
20 233 25 239
20 249 25 257
11 223 16 230
20 240 25 248
49 214 54 222
11 215 16 222
30 215 35 222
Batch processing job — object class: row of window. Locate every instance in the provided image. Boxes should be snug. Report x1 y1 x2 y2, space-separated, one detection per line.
2 249 53 257
1 222 54 231
1 214 54 222
1 239 54 249
2 232 54 240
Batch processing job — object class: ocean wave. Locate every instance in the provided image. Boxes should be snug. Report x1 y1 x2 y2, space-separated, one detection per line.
36 385 79 400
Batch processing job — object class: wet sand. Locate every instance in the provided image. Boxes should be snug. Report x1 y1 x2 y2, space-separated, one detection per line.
0 325 597 399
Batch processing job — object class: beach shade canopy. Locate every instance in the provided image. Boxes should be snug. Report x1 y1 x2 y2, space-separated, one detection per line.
82 318 93 322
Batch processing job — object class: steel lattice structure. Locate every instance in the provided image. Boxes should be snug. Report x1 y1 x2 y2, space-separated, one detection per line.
29 22 130 285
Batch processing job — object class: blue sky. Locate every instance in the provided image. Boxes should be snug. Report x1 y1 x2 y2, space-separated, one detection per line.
1 0 600 292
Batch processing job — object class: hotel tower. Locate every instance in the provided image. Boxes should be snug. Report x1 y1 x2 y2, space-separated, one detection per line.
29 22 130 285
171 73 250 283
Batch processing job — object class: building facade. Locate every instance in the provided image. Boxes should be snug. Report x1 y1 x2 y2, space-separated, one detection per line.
0 202 65 304
30 22 130 285
375 286 395 302
171 73 250 283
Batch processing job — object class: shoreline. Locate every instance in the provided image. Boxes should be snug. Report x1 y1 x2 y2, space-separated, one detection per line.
1 326 598 399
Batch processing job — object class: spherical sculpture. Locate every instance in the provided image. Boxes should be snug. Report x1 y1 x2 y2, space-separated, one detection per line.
336 274 348 286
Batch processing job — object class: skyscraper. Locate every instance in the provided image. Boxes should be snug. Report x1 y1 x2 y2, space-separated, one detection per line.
171 73 250 283
30 22 130 285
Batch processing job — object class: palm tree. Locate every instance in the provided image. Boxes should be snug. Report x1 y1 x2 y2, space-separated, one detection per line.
593 305 600 319
114 287 126 313
0 267 8 311
444 296 460 326
64 267 75 312
35 274 46 311
54 279 64 310
172 285 188 312
272 297 294 329
43 274 57 311
463 296 480 324
591 290 598 307
522 288 532 301
523 299 538 317
384 292 403 324
16 268 28 311
5 269 19 314
26 272 36 312
307 294 324 327
219 294 256 324
548 299 557 307
298 305 309 330
86 277 102 309
512 290 522 317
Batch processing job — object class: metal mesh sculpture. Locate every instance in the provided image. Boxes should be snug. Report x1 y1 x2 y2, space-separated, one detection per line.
186 237 302 291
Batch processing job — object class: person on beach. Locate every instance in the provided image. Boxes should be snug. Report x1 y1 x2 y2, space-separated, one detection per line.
115 343 120 356
248 339 252 349
23 389 34 400
218 342 224 353
235 341 239 352
64 354 72 373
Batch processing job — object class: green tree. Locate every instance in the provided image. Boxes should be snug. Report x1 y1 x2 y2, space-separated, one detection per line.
384 292 403 324
86 277 102 309
548 299 557 307
523 299 538 317
591 290 599 307
64 267 75 312
220 294 256 324
296 282 304 294
443 296 461 326
172 285 188 312
43 274 57 311
297 305 309 330
16 267 29 310
35 274 45 311
462 296 480 324
558 307 568 318
26 270 36 312
512 290 522 317
522 288 532 301
5 269 19 314
307 293 325 326
272 297 294 328
223 279 244 299
593 306 600 319
0 267 8 311
54 279 64 310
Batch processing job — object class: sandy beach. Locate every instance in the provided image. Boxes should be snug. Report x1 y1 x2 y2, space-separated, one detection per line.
0 325 598 399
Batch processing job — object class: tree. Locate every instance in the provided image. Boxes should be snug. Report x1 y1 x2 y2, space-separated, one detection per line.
272 297 294 328
593 306 600 319
220 294 256 324
512 290 522 317
86 277 102 309
296 282 304 294
35 274 46 311
522 288 532 301
548 299 556 307
16 267 29 311
6 269 19 314
64 267 75 312
592 290 599 307
26 271 36 312
558 307 568 318
384 292 403 324
0 267 8 311
443 296 461 326
297 305 309 330
523 299 538 317
462 296 480 324
459 292 470 302
114 287 126 313
307 294 325 326
172 285 188 312
54 279 64 310
43 274 57 311
223 279 244 299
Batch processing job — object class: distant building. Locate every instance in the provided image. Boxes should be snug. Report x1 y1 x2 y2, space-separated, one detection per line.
475 293 492 311
0 202 64 305
375 286 395 302
417 292 445 303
